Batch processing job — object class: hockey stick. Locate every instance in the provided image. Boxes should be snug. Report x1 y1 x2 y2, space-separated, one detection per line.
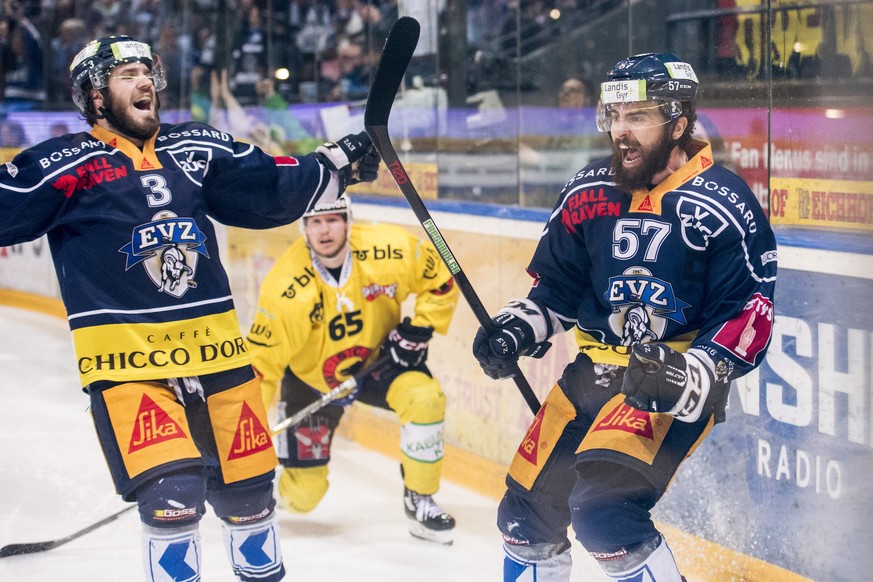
363 17 541 415
271 355 392 436
0 505 135 558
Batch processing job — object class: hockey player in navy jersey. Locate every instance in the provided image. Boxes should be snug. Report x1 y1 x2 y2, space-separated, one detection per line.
0 36 380 581
472 53 777 581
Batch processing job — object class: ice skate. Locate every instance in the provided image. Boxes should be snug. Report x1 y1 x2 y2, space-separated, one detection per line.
403 487 455 545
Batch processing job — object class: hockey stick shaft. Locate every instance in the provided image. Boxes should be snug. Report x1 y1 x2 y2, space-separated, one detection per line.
0 505 135 558
363 17 541 415
270 355 392 436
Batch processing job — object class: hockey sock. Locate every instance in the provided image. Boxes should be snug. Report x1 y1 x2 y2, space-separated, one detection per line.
142 524 201 582
221 514 285 582
504 542 572 582
597 534 684 582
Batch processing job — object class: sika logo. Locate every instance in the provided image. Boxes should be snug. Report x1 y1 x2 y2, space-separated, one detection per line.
591 402 653 439
227 402 272 460
518 403 547 464
128 394 187 453
637 195 654 212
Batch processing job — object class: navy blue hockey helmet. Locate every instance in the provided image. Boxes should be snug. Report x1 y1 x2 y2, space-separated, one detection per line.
596 53 699 133
69 36 167 114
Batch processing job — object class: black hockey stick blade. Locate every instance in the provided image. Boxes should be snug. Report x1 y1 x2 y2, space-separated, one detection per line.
0 505 135 558
363 19 541 415
364 16 420 128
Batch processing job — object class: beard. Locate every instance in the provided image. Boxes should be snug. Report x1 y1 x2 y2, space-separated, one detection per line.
104 92 161 141
610 128 676 193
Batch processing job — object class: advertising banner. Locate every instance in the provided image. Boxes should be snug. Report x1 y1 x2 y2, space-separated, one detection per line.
770 177 873 232
656 266 873 580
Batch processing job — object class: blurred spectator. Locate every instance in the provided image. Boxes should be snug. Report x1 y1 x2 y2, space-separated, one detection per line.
190 63 212 122
129 0 166 44
292 0 335 86
557 76 592 109
50 121 71 138
255 77 318 152
92 0 123 31
328 39 371 102
230 3 268 106
1 0 45 112
715 0 742 78
0 119 27 147
50 18 88 104
154 22 185 110
193 24 216 69
335 0 385 45
207 68 286 155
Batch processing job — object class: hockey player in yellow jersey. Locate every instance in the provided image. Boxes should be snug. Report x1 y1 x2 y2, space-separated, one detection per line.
247 197 460 544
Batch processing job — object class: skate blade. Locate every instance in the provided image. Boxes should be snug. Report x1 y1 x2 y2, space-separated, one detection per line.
407 519 454 545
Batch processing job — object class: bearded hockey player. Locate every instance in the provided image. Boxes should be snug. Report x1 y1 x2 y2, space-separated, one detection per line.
246 196 460 544
472 53 777 581
0 35 380 581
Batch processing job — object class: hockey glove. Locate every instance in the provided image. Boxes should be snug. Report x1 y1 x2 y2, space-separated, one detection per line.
382 317 434 368
621 343 715 423
472 299 553 380
314 131 381 190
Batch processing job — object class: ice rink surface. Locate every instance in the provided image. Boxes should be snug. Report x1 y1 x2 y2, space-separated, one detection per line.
0 306 607 581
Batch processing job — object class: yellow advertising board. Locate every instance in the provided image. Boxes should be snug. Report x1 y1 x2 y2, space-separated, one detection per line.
347 162 438 200
770 176 873 232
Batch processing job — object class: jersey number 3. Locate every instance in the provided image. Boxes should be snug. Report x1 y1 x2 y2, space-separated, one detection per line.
142 174 173 207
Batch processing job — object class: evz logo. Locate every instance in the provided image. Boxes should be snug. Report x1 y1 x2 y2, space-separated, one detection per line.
119 211 210 298
605 267 690 345
677 196 728 251
168 146 212 186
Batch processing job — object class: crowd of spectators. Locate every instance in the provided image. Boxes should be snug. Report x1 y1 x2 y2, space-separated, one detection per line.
0 1 869 122
0 0 635 118
0 0 408 115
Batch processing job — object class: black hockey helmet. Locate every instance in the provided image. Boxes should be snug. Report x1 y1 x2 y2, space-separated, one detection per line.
69 36 167 114
596 53 699 133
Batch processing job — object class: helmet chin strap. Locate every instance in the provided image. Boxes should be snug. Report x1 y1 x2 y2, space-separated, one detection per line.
87 90 109 121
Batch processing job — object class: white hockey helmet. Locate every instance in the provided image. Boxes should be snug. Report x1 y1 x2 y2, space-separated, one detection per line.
302 196 353 222
300 196 353 246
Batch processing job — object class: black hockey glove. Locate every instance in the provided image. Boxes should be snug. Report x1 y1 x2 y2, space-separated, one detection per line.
314 131 381 190
472 311 551 380
621 343 716 423
382 317 434 368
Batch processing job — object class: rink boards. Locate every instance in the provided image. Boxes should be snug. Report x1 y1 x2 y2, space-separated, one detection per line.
2 198 871 581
